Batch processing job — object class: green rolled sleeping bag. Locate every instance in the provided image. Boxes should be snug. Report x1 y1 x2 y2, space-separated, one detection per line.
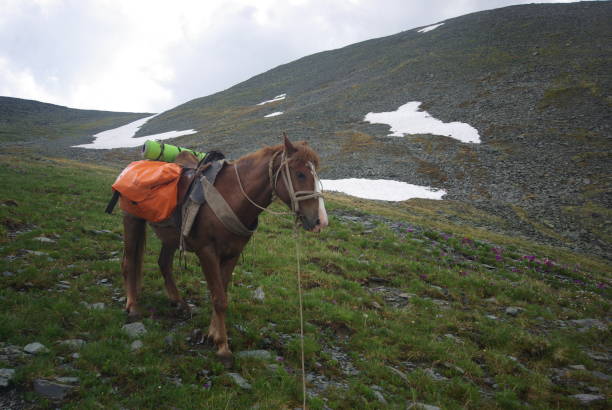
142 140 207 163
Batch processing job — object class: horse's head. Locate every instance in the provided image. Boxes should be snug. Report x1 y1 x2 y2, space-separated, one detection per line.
274 135 328 232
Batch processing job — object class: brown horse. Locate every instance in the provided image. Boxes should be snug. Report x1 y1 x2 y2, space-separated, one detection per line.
121 135 328 364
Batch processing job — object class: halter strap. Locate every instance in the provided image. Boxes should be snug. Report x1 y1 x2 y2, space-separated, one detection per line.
236 149 323 216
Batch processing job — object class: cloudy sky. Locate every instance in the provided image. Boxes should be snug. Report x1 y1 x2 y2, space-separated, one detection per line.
0 0 579 113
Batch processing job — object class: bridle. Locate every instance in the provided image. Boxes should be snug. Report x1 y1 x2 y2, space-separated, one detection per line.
269 150 322 214
234 149 323 216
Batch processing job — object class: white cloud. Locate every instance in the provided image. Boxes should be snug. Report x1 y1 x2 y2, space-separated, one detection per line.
0 0 581 112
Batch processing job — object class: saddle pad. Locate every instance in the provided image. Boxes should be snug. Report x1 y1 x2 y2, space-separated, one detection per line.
112 160 182 222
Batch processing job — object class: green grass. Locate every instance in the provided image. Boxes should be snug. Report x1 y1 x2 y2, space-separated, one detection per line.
0 153 610 409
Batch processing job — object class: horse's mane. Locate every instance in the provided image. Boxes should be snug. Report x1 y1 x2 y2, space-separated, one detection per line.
240 141 320 169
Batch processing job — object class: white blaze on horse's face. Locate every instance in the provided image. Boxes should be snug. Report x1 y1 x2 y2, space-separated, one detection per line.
309 162 328 232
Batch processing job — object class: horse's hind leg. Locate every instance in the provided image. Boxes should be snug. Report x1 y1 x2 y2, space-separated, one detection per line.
122 213 146 319
158 244 189 315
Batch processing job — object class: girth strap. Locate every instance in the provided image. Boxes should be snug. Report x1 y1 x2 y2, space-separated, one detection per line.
202 178 255 237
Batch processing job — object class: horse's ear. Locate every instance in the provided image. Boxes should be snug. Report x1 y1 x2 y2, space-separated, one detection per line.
283 132 297 155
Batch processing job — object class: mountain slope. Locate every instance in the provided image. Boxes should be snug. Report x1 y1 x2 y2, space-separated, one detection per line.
0 96 151 143
135 1 611 258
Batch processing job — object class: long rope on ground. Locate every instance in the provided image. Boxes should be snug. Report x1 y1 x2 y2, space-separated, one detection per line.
294 222 307 409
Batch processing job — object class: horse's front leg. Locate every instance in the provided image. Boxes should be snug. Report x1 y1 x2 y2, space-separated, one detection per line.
196 246 232 366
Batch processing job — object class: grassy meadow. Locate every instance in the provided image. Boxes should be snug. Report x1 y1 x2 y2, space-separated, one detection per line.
0 152 610 409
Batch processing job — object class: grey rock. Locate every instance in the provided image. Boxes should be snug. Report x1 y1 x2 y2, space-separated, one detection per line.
424 368 447 381
164 334 175 346
122 322 147 338
568 319 607 331
236 350 274 361
505 306 524 316
373 390 387 404
227 372 252 389
570 394 605 405
567 364 586 371
3 271 14 277
586 351 611 361
591 371 611 382
485 314 498 320
33 379 75 400
0 368 16 387
71 353 80 360
59 339 86 349
24 250 48 257
253 286 265 302
130 340 143 351
55 376 79 385
24 342 49 354
89 302 106 310
34 236 56 243
407 402 441 410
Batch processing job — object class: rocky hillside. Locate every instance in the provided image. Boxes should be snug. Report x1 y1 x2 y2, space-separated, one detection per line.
132 1 611 258
0 96 150 144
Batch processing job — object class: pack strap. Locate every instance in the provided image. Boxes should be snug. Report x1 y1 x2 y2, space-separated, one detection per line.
105 190 120 214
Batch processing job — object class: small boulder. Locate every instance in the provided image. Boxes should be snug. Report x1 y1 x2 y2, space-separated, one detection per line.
24 342 49 355
122 322 146 338
227 372 252 389
33 379 75 400
570 394 604 406
130 340 143 351
0 368 16 387
505 307 524 316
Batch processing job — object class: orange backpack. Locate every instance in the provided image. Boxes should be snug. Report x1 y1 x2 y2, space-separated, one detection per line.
112 160 182 222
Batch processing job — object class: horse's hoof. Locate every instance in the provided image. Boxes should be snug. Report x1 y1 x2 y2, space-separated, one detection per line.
125 309 142 323
218 353 234 369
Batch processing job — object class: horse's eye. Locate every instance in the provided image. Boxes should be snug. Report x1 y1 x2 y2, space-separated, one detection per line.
297 172 306 181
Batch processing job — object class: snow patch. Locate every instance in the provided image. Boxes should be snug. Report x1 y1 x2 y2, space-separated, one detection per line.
257 93 286 105
364 101 480 144
417 23 444 33
264 111 283 118
72 115 197 149
322 178 446 201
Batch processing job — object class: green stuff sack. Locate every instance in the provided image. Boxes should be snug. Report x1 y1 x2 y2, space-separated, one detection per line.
142 140 207 163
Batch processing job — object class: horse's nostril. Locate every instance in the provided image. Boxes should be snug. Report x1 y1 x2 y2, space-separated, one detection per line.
315 219 320 225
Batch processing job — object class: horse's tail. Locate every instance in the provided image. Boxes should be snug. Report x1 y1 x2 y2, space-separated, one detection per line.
122 213 147 309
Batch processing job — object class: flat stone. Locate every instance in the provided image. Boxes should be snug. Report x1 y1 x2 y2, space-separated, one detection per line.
568 319 607 331
505 307 524 316
591 371 611 382
227 372 252 389
236 350 274 361
407 402 441 410
59 339 86 349
0 368 16 387
24 342 49 354
55 377 79 384
130 340 143 351
568 364 586 371
586 351 611 361
2 271 14 277
485 314 498 320
33 379 74 400
122 322 147 338
89 302 105 310
570 394 605 405
164 334 175 346
34 237 56 243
